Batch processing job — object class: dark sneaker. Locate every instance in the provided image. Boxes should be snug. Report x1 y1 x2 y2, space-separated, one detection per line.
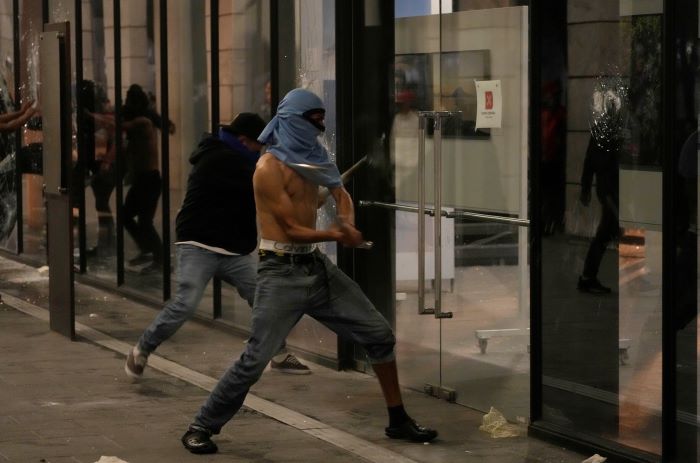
124 345 148 379
270 353 311 375
385 419 438 442
128 253 153 266
577 276 611 294
182 426 218 454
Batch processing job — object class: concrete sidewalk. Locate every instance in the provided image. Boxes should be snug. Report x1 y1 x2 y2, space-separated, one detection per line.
0 255 589 462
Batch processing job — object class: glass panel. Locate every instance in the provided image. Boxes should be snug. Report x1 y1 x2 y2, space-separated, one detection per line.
540 1 662 455
165 0 211 317
439 5 530 420
19 0 46 263
120 0 164 294
675 2 699 460
79 0 117 281
393 3 529 420
267 0 338 360
0 0 18 252
217 0 269 327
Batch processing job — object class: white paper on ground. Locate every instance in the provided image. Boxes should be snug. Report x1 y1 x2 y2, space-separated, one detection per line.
94 457 129 463
582 454 607 463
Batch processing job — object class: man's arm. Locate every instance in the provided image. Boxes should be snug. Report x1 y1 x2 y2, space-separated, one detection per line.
0 101 36 133
254 160 343 243
329 186 364 247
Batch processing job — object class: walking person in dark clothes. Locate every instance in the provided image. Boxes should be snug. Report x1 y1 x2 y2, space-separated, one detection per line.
120 84 164 273
124 112 309 381
577 92 622 294
181 89 437 455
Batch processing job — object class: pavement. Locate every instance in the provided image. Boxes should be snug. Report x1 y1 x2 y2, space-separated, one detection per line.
0 254 591 463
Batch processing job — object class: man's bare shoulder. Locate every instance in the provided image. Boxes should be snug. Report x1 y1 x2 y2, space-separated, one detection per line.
254 153 284 187
256 153 284 174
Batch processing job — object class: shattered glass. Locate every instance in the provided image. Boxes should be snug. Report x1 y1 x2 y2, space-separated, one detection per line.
0 88 17 249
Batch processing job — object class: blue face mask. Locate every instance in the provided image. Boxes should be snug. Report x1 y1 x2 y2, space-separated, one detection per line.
218 128 260 164
257 88 341 188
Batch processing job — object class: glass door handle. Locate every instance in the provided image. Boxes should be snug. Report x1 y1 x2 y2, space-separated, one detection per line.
417 112 453 319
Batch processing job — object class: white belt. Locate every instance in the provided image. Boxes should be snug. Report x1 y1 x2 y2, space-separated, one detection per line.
259 238 316 255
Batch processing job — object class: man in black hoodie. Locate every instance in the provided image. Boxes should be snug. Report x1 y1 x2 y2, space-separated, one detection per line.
125 113 310 378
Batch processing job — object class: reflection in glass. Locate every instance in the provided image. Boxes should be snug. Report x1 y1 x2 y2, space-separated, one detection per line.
79 0 118 283
119 0 165 295
19 0 46 263
673 3 699 460
541 1 662 456
0 0 17 252
393 5 530 420
216 0 269 327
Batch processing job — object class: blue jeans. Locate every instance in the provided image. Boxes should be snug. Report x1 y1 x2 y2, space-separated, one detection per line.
137 244 262 354
193 249 396 433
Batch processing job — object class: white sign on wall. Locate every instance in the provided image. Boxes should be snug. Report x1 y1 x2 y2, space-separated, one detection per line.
475 80 502 129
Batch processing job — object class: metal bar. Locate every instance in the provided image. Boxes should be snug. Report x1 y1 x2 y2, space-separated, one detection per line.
114 0 124 286
210 0 222 318
12 0 22 255
528 0 544 427
432 114 451 319
210 0 219 131
75 0 87 274
358 201 528 228
269 0 279 114
447 210 530 227
159 0 171 301
661 1 677 459
417 114 432 315
358 200 438 215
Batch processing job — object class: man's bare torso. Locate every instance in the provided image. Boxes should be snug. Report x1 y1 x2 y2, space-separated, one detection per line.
254 153 318 243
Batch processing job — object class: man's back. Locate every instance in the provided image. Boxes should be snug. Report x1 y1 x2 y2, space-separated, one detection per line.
253 153 319 243
176 135 257 254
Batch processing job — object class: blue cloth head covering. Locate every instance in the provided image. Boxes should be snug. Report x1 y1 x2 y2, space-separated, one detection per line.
258 88 342 188
218 127 260 164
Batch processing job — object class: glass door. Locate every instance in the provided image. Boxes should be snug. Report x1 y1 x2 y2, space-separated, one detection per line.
363 1 531 420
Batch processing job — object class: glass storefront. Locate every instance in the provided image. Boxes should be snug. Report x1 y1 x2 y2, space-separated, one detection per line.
532 0 698 460
1 1 697 460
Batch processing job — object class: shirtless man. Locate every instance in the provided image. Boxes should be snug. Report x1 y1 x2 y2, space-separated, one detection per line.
181 88 437 454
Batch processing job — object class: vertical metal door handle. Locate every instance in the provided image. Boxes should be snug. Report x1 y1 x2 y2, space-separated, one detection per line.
417 114 433 315
433 114 452 319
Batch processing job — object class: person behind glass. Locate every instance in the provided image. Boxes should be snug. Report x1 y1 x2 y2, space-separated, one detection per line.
124 112 310 381
577 95 622 294
120 84 164 274
78 80 116 254
0 100 36 133
181 88 438 455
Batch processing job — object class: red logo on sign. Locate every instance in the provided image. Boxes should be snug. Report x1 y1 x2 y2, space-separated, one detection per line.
485 91 494 110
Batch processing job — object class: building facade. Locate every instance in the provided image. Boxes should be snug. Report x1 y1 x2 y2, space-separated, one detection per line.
0 0 697 461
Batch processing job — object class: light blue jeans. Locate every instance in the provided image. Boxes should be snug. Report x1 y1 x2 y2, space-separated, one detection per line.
138 244 267 355
193 249 396 434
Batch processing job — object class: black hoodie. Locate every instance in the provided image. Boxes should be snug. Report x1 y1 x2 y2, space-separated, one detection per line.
175 134 257 254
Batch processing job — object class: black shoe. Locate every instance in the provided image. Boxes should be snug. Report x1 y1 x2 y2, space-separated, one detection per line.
385 419 438 443
181 426 218 454
577 276 611 294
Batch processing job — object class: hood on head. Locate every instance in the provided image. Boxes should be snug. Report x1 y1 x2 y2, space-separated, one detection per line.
277 88 325 117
